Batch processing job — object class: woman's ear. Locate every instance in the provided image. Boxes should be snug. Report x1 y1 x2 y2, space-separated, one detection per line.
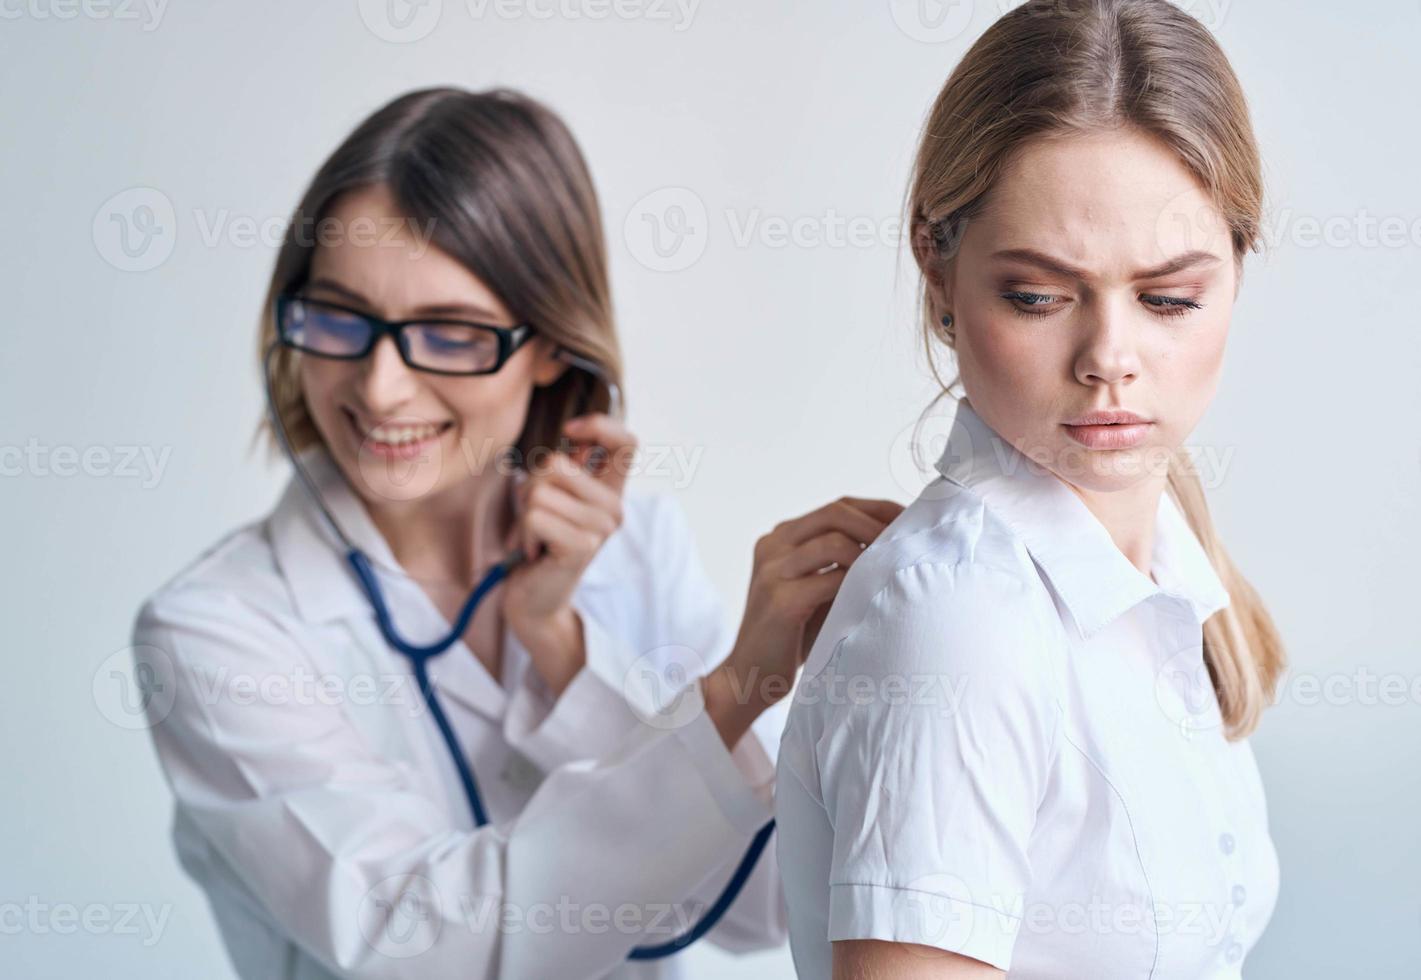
530 338 572 388
911 218 954 318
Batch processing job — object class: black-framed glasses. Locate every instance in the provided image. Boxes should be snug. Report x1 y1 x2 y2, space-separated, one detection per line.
274 293 536 376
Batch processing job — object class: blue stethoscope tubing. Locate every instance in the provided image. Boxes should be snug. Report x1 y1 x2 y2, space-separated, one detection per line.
261 341 774 959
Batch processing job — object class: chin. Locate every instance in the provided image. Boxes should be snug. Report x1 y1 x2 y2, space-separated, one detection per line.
1049 444 1172 494
348 442 451 504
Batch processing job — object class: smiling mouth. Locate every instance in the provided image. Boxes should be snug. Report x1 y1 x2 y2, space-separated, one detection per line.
342 408 453 452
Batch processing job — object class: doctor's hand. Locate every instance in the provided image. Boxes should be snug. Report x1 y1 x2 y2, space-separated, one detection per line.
702 496 904 750
501 413 636 697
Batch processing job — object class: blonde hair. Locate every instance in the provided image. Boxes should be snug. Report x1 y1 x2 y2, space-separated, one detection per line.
907 0 1284 738
253 87 623 464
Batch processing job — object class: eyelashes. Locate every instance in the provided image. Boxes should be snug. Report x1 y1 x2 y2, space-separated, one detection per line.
999 290 1205 320
1140 294 1205 317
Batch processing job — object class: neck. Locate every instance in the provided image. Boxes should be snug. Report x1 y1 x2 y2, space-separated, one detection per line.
1065 474 1166 581
365 470 517 592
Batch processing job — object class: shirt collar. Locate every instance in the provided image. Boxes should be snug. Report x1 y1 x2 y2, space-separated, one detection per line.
268 446 526 721
932 399 1231 638
268 445 408 624
267 445 577 626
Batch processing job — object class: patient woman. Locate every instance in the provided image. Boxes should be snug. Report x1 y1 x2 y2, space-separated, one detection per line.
775 0 1287 976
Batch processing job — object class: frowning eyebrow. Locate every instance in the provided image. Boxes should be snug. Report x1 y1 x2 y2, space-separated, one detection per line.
305 276 503 320
989 248 1223 282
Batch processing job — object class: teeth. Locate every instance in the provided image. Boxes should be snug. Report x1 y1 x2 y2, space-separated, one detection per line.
368 423 441 445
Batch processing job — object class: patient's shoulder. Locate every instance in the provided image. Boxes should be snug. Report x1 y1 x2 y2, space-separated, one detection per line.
805 481 1062 683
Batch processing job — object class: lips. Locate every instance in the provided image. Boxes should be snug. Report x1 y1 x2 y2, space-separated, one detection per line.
1062 409 1149 426
1061 410 1154 450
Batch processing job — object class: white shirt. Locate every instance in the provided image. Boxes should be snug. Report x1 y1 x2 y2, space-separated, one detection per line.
131 446 786 980
775 398 1278 978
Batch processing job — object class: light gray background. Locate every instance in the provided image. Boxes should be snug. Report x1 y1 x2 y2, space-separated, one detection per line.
3 0 1417 976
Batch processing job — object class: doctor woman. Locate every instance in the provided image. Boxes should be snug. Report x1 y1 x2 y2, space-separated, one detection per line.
132 86 900 980
777 1 1287 977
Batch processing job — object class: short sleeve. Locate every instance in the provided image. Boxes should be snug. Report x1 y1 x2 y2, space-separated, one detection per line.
816 561 1061 971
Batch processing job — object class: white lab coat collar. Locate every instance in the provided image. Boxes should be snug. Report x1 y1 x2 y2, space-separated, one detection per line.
267 445 399 625
265 443 617 722
934 399 1231 638
268 443 622 622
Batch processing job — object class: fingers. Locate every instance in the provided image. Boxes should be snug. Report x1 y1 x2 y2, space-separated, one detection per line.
524 453 623 521
518 455 624 562
747 496 903 626
838 496 905 524
769 566 848 622
560 413 638 494
525 479 618 539
775 530 867 580
769 496 901 550
511 413 634 568
520 502 602 565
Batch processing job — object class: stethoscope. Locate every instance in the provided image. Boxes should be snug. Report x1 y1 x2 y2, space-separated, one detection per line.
262 339 774 960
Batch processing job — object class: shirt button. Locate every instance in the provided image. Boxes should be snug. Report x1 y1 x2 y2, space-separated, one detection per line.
1232 884 1247 905
1226 941 1244 963
1219 832 1236 856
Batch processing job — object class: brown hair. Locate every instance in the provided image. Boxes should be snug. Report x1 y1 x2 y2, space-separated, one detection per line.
907 0 1284 738
253 86 622 466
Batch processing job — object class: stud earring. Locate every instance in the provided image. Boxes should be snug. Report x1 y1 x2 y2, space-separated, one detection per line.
940 314 954 330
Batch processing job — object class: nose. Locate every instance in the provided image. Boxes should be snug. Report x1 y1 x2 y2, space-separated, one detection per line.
355 335 420 414
1073 298 1142 388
